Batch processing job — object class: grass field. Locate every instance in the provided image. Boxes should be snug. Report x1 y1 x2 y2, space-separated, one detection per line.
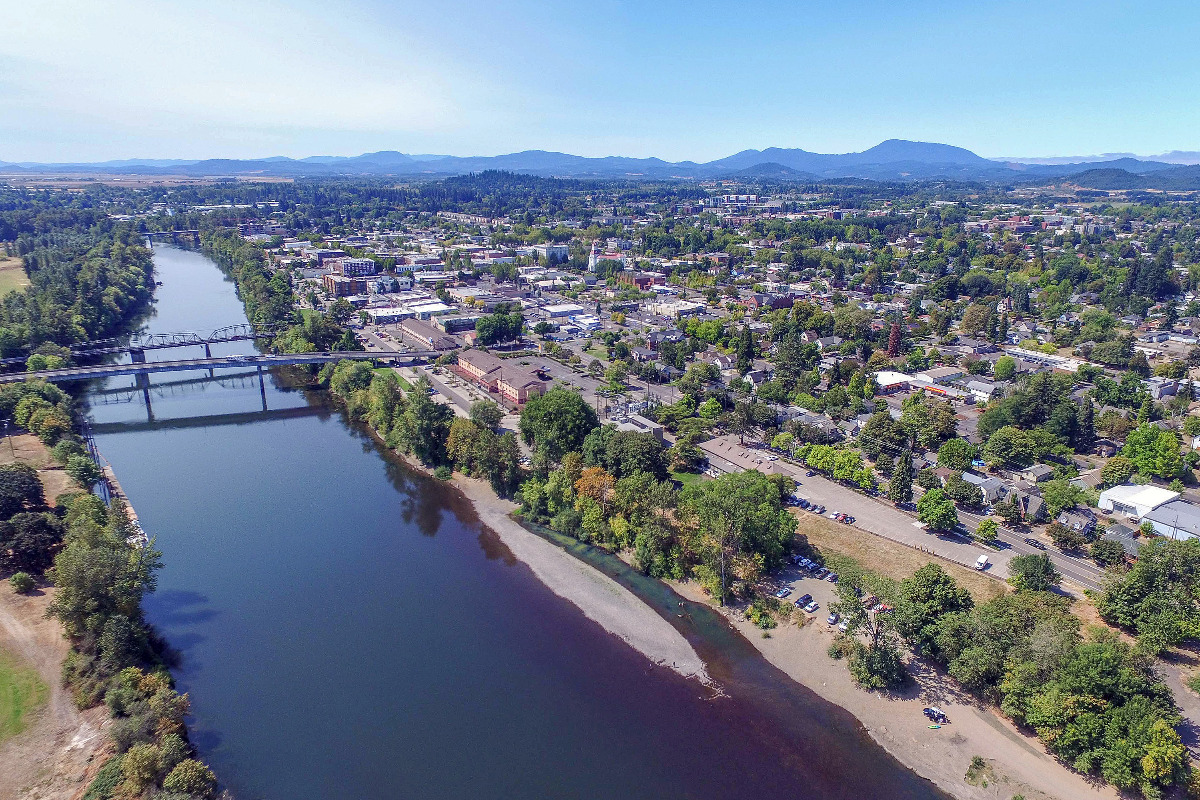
375 366 413 391
0 256 30 297
670 469 705 488
794 513 1007 602
0 648 48 744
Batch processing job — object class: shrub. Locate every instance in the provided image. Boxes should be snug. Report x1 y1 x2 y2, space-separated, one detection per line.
433 465 452 480
162 759 216 797
9 571 34 593
65 455 103 489
82 755 124 800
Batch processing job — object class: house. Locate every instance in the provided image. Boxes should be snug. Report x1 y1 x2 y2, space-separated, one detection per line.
1144 500 1200 540
1102 523 1143 558
1098 484 1180 519
1008 489 1046 522
966 380 998 403
960 472 1005 503
1056 508 1098 536
1018 464 1054 483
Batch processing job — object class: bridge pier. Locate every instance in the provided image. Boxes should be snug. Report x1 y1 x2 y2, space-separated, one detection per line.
258 366 268 412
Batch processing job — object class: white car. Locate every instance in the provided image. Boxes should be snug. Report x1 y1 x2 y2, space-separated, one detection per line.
974 554 990 570
803 601 820 613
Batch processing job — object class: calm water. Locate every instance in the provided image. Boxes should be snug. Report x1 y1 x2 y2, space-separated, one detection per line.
84 247 945 800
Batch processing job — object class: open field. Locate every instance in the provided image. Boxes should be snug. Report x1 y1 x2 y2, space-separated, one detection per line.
0 648 48 744
794 512 1008 602
669 469 703 488
0 257 30 297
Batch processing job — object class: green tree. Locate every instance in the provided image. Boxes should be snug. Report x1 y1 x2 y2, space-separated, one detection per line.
64 455 102 489
679 471 796 603
1098 538 1200 653
937 439 976 471
393 376 454 465
917 488 958 531
0 463 44 519
976 518 999 545
469 400 505 430
519 388 599 461
162 759 216 798
896 563 973 656
1090 538 1127 567
993 355 1017 382
1008 553 1060 591
1121 424 1184 480
1100 455 1135 488
888 450 914 504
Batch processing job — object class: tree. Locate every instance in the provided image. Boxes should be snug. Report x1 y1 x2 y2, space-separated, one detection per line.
888 450 913 504
162 759 216 798
0 511 63 573
944 474 984 509
1100 455 1134 488
976 518 999 545
1098 538 1200 653
0 463 44 519
993 355 1017 382
1040 479 1086 517
831 576 908 690
679 471 796 603
1046 521 1086 552
886 322 902 357
937 439 975 471
393 376 454 465
519 389 599 461
1090 538 1127 567
65 455 103 489
9 571 33 593
896 563 973 656
917 488 958 531
1008 553 1060 591
469 400 504 430
1121 424 1184 480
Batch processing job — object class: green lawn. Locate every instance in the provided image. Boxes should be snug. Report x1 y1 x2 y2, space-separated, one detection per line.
0 257 30 298
671 469 706 488
0 649 48 744
375 366 413 391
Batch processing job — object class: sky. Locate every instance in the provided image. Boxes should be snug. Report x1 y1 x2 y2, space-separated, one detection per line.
2 0 1200 163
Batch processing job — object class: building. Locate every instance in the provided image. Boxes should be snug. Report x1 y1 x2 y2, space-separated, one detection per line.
1098 484 1180 519
873 370 911 394
1144 500 1200 540
365 307 408 324
435 315 482 334
966 380 999 403
339 258 378 277
532 244 570 262
458 349 506 388
612 414 664 442
1056 508 1098 536
323 274 368 297
543 303 586 318
496 367 545 404
960 472 1005 503
399 319 456 350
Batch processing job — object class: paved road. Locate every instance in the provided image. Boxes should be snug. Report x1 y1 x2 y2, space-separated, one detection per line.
699 434 1104 592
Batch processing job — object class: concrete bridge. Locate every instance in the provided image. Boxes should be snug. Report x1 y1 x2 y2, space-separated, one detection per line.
0 350 437 384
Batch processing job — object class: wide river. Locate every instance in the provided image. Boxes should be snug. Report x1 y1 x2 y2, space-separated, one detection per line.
85 246 945 800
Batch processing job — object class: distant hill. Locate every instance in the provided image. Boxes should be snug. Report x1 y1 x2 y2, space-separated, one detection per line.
1047 164 1200 191
5 140 1200 183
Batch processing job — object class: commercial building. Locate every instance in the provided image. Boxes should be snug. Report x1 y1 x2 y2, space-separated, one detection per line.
1144 501 1200 540
339 258 378 277
457 350 545 404
399 319 457 350
323 274 369 297
1098 484 1180 519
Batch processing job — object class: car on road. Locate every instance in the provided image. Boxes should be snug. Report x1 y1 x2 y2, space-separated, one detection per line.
803 601 820 613
1023 537 1047 550
794 593 813 607
826 612 840 625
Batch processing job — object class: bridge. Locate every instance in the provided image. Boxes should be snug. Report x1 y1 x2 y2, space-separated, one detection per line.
0 324 282 366
143 230 201 246
0 350 438 384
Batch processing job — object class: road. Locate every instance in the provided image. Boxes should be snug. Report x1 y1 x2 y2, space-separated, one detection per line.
699 434 1104 592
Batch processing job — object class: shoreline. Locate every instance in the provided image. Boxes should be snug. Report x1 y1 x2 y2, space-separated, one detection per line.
667 579 1119 800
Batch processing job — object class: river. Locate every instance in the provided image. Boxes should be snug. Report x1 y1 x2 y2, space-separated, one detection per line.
84 246 945 800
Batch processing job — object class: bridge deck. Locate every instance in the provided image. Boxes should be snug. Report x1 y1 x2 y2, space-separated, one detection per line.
0 350 437 383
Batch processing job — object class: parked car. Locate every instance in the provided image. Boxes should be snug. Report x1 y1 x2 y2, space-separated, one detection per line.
805 470 816 477
838 621 850 633
843 515 855 525
815 568 830 580
803 601 820 613
774 587 791 599
826 612 840 625
826 572 838 583
1023 537 1047 550
794 593 813 607
974 554 990 570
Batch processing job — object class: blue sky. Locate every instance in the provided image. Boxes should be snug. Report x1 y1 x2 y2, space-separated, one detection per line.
2 0 1198 162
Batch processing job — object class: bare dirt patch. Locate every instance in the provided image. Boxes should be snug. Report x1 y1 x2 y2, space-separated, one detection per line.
795 512 1007 602
0 257 29 298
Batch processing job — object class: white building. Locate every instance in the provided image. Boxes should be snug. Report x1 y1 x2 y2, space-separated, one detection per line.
1098 484 1180 519
340 258 377 277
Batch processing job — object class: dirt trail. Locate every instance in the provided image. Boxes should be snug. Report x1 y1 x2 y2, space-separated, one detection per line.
0 584 107 800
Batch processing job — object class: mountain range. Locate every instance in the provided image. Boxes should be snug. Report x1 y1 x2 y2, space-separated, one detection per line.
3 139 1200 187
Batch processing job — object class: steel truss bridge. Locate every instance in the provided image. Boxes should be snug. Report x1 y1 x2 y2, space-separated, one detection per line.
0 324 283 366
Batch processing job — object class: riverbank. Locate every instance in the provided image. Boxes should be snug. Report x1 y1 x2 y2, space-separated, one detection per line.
669 578 1118 800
